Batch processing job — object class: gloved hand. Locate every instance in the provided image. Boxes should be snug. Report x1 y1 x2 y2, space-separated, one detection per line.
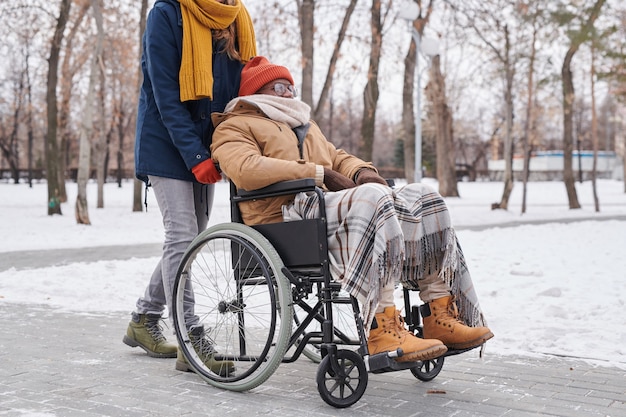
355 168 387 186
192 159 222 184
323 167 356 191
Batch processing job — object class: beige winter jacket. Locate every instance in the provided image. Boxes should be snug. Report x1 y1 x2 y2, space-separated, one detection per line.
211 100 376 225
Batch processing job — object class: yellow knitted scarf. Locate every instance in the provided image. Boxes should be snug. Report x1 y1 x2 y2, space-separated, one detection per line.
178 0 256 101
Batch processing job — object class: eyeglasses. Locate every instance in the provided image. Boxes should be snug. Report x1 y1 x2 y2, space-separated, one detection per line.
264 82 298 97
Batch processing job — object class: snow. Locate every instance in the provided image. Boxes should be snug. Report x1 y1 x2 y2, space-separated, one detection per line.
1 178 625 368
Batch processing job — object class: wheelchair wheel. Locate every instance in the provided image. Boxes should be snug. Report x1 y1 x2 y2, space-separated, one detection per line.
316 349 367 408
410 356 444 381
293 289 360 363
172 223 293 392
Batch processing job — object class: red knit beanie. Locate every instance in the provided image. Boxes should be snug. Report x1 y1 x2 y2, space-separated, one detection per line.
238 56 295 96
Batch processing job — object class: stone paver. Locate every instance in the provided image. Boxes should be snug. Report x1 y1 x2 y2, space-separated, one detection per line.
1 302 625 417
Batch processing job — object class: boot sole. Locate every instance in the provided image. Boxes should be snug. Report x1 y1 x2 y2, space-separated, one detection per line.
397 344 448 362
122 335 177 358
445 331 495 351
175 358 235 377
175 359 192 372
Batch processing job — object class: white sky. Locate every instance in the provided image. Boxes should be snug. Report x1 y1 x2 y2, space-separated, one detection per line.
1 178 625 369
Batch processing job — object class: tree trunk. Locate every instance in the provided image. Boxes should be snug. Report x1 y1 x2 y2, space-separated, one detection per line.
46 0 72 216
133 0 149 212
522 23 538 215
561 0 605 209
359 0 382 162
426 55 458 197
401 1 433 183
2 75 22 184
590 44 599 212
561 50 583 207
297 0 315 108
26 55 34 188
58 2 89 200
312 0 358 122
496 25 514 210
562 48 582 209
402 38 416 183
76 0 105 224
95 48 107 209
117 106 125 188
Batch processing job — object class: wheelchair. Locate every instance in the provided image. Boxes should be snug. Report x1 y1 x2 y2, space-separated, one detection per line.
172 179 472 408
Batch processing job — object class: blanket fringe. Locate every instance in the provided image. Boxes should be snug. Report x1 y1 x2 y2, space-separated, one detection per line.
401 227 457 290
350 235 404 336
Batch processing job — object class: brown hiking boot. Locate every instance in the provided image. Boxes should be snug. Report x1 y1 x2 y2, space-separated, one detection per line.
422 296 494 350
367 306 447 362
123 312 177 358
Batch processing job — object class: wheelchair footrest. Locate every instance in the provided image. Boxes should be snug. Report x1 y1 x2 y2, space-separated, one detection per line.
443 346 477 357
366 351 422 374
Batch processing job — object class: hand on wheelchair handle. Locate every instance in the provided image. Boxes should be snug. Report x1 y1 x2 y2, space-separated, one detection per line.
355 168 387 186
323 167 357 191
192 159 222 184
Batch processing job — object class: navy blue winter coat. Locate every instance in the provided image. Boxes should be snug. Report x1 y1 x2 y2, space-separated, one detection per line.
135 0 244 184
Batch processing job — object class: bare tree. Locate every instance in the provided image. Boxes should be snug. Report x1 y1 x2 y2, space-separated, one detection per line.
76 0 104 224
45 0 72 215
133 0 149 212
449 1 519 209
294 0 359 123
520 5 540 215
559 0 605 210
401 0 433 183
58 1 90 202
25 39 35 188
94 23 107 209
312 0 358 122
590 43 600 212
0 69 24 184
359 0 383 162
426 54 458 196
296 0 315 107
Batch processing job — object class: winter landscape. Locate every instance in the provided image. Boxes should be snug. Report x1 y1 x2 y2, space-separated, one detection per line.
1 178 625 370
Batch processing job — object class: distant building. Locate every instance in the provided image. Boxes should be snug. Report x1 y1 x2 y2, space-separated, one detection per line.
488 151 623 181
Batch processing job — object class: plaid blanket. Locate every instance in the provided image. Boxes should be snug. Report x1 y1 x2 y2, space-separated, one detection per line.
282 182 487 332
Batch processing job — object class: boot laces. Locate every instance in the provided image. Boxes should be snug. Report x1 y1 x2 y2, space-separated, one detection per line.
437 298 463 326
144 318 167 343
190 327 216 356
389 311 410 336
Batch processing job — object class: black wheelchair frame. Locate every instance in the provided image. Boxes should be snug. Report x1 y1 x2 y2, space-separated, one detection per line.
172 179 468 408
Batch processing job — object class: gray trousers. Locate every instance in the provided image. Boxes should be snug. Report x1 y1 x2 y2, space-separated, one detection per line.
135 176 214 329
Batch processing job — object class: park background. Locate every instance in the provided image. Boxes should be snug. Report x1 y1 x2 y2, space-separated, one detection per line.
1 179 625 370
1 0 626 374
1 0 625 211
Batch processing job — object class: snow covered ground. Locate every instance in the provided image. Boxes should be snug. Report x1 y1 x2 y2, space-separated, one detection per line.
1 178 625 368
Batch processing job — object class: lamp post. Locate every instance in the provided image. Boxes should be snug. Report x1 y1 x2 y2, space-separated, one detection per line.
413 28 423 183
398 2 438 183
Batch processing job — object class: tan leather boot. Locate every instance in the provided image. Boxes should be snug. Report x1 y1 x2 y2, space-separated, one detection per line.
368 306 447 362
422 296 494 350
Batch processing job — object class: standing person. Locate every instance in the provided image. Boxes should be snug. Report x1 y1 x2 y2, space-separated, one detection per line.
210 57 493 362
123 0 256 377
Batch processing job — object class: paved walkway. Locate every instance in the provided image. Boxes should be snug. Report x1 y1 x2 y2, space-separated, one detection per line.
2 217 626 416
0 243 162 273
3 215 626 273
0 302 625 417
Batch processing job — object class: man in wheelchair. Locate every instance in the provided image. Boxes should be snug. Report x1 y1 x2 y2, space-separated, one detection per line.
210 56 493 363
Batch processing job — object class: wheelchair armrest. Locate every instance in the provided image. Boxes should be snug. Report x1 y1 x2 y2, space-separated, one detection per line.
233 178 318 202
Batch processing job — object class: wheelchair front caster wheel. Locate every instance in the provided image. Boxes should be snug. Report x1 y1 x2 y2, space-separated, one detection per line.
316 349 367 408
410 356 444 381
